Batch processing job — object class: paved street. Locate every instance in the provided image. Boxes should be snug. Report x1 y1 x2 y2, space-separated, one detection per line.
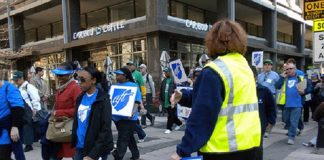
23 115 323 160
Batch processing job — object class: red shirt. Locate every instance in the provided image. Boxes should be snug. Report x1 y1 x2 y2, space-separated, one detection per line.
54 80 82 158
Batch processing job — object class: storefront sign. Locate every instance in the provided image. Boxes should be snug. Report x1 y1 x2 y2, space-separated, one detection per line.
72 21 125 40
185 19 210 31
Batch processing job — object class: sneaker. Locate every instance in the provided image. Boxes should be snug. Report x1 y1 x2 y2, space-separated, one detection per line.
150 116 155 126
297 129 302 136
264 132 269 138
287 139 294 145
164 129 171 134
141 125 147 129
138 135 147 143
175 124 183 131
24 145 33 152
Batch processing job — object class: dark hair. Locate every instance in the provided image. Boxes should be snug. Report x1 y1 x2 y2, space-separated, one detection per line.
249 65 258 78
82 65 101 84
58 62 75 71
119 67 135 83
205 19 247 57
35 67 43 74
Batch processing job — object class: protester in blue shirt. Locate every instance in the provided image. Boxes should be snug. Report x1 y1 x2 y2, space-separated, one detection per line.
0 70 25 160
72 66 113 160
257 59 279 95
111 67 142 160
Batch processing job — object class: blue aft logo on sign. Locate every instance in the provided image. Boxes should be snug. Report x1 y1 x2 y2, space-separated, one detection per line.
171 63 183 79
253 53 261 66
111 89 134 111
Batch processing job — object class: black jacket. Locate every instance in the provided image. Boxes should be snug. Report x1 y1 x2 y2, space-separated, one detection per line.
159 77 176 107
72 89 114 159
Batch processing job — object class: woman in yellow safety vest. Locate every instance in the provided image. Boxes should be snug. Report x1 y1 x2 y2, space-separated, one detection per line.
171 19 261 160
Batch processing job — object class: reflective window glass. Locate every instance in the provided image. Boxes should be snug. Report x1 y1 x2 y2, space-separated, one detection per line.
110 1 134 22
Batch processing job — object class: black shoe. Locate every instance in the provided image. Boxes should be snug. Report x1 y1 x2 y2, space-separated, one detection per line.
24 145 33 152
150 116 155 126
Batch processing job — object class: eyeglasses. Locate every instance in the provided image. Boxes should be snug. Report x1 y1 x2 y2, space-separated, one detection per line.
285 68 294 71
77 77 90 83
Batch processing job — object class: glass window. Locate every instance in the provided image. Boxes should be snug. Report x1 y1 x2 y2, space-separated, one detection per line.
107 44 118 56
247 23 258 36
52 21 63 37
188 7 204 23
133 39 146 52
170 1 186 19
87 8 108 28
38 24 51 41
135 0 146 17
119 42 132 54
205 11 217 24
0 24 9 48
25 28 37 43
110 1 134 22
277 32 284 43
285 34 292 44
81 14 87 29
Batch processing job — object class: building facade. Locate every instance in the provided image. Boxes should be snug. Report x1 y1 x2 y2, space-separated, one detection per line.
0 0 314 92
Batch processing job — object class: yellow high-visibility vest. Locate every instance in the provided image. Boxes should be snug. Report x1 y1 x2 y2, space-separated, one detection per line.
200 52 261 153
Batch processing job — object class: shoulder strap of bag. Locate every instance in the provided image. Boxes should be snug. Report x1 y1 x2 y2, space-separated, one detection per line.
24 84 34 108
146 73 153 92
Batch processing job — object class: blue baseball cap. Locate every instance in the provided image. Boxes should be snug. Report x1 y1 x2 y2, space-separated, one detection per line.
12 71 24 80
52 68 74 75
114 70 125 75
163 67 171 72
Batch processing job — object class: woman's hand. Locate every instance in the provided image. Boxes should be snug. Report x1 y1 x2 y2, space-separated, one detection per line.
10 127 20 142
170 89 182 108
170 153 181 160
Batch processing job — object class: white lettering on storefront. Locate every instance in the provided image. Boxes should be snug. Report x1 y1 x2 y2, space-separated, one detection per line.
73 21 125 40
185 19 210 31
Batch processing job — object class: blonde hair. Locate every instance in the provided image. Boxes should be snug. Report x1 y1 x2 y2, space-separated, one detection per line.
205 19 247 57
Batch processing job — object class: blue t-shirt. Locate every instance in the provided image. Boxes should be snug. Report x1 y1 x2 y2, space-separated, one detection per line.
110 81 142 121
0 81 24 145
257 71 279 95
76 89 98 149
285 76 302 108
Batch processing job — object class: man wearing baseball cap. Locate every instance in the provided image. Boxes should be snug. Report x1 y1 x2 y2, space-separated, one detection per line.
257 59 279 96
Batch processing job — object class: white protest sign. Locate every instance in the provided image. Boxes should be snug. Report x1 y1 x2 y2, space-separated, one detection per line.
176 87 192 118
169 59 188 84
109 85 137 117
252 51 264 68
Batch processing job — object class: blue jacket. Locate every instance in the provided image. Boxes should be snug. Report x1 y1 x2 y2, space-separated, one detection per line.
0 81 24 145
176 68 224 157
257 84 276 134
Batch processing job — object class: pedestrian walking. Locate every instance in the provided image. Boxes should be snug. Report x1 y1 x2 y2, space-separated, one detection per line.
43 62 82 159
257 59 279 96
139 64 156 128
171 19 261 160
276 63 305 145
72 66 114 160
0 69 25 160
111 67 142 160
313 102 324 152
160 67 183 134
12 71 41 152
30 67 50 110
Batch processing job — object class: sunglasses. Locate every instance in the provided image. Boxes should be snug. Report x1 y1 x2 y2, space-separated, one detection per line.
285 68 294 71
77 77 92 83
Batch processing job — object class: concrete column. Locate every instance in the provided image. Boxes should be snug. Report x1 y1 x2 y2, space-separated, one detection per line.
62 0 80 43
217 0 235 20
12 14 25 51
146 0 168 25
293 22 305 53
263 10 277 48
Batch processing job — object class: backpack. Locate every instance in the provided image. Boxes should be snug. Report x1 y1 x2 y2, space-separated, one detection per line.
5 84 32 124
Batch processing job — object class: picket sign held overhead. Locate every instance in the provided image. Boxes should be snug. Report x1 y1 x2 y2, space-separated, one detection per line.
252 51 264 68
169 59 188 84
109 85 137 117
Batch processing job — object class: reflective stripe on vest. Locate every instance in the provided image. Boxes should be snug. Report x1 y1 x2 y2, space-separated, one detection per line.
200 53 261 153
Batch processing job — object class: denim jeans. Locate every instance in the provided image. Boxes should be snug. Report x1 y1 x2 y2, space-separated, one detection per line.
74 148 108 160
284 107 302 139
135 120 146 139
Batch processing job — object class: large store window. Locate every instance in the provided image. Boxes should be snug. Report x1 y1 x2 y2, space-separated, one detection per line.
38 24 51 41
135 0 146 17
110 1 134 22
169 40 206 74
87 8 108 28
25 29 37 43
170 1 186 19
188 7 204 22
52 21 63 37
90 38 147 72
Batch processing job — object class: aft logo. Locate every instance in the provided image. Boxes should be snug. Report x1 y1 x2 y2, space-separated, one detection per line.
109 85 138 117
111 89 134 111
